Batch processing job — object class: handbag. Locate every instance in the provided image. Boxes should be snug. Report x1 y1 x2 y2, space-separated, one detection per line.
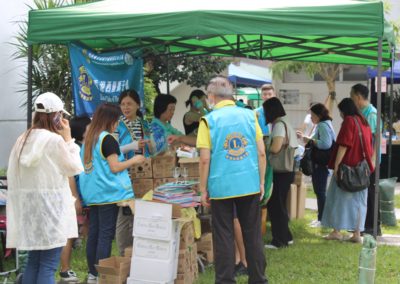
269 119 295 173
311 122 335 166
300 142 313 176
337 116 371 193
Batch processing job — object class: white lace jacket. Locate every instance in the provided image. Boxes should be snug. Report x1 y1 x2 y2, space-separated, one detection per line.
6 129 83 250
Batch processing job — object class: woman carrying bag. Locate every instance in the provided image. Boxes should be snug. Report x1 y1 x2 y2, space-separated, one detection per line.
263 97 298 249
297 103 336 228
321 98 373 243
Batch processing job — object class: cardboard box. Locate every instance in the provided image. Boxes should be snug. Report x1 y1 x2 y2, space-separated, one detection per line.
178 157 200 178
296 182 307 219
197 233 212 252
152 155 177 178
294 171 303 187
130 235 180 282
133 178 153 198
180 222 195 248
133 200 179 241
177 249 190 273
124 246 133 258
127 277 173 284
96 256 131 284
131 158 153 178
174 271 193 284
287 184 298 220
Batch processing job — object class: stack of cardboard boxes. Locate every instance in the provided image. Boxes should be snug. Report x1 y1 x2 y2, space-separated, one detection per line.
128 200 182 283
176 222 198 284
286 171 307 220
131 158 154 198
132 155 201 197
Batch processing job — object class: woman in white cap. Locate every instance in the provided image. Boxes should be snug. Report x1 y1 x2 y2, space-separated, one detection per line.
6 92 83 284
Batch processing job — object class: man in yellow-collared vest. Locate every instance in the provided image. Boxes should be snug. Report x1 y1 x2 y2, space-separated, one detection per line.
197 75 268 283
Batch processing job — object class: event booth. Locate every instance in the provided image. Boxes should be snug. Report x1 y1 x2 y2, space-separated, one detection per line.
26 0 396 251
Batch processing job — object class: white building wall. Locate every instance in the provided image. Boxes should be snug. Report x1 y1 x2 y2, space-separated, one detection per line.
0 1 33 169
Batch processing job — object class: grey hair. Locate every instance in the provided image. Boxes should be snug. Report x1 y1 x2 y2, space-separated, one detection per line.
206 76 234 98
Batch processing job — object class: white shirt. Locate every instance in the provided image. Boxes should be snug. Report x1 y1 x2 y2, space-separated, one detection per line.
303 114 315 137
6 129 83 250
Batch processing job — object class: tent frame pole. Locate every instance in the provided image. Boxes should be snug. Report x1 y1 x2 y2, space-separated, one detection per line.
373 38 382 239
166 46 170 95
27 44 33 129
388 47 395 178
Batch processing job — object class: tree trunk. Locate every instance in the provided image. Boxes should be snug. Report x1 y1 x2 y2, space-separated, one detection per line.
325 79 336 116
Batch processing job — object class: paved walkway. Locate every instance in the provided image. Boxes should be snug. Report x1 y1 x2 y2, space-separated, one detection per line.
305 182 400 246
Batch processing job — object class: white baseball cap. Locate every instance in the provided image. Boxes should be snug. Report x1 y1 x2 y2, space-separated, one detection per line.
34 92 71 116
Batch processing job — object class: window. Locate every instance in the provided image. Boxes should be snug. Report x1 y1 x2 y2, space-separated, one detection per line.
342 65 367 81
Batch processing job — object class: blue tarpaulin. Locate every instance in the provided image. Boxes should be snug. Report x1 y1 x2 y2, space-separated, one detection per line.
228 63 271 87
367 60 400 79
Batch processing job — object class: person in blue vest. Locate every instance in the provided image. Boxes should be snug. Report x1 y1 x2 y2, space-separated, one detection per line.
350 83 381 236
151 94 196 153
255 84 276 136
79 103 145 283
197 75 268 283
115 89 149 257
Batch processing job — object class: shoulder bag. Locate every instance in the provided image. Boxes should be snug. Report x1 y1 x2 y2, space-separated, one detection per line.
311 121 335 166
269 120 296 173
300 141 313 176
337 117 371 193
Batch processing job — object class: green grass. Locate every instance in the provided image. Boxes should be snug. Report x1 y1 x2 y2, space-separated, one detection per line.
1 210 399 283
196 210 400 284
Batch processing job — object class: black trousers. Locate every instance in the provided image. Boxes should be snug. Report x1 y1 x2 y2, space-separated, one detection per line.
364 171 381 234
211 194 268 284
267 172 294 247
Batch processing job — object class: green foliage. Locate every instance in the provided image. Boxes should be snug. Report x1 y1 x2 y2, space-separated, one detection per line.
143 76 158 120
146 55 230 91
272 61 340 82
0 168 6 176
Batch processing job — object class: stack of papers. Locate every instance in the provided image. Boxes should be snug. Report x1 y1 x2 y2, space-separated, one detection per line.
153 181 200 207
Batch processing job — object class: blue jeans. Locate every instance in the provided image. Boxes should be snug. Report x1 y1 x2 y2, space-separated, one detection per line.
22 247 63 284
311 164 329 221
86 204 119 276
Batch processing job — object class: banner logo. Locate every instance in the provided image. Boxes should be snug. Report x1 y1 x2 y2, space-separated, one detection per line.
224 132 249 161
79 66 93 101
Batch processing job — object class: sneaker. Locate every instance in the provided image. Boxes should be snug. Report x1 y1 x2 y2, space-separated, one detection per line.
288 240 294 245
234 262 248 276
310 221 321 228
59 270 79 282
87 273 97 284
264 243 279 249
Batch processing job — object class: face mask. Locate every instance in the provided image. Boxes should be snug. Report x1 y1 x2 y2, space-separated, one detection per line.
194 100 203 109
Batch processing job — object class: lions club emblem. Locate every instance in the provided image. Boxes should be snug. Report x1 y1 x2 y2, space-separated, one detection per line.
79 65 93 101
224 132 249 160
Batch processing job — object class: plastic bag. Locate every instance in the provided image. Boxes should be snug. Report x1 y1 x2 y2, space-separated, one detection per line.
379 177 398 226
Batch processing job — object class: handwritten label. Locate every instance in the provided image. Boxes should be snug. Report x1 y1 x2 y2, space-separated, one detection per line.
134 218 171 239
134 238 175 259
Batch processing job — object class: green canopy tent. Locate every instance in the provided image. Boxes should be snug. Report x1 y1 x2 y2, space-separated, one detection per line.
27 0 396 237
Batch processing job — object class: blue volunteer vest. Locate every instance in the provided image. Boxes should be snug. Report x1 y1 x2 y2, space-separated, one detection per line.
116 118 135 159
205 106 260 199
79 131 134 205
255 107 269 135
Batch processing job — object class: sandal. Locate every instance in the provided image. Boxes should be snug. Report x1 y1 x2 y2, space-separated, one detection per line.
345 236 362 243
323 233 342 241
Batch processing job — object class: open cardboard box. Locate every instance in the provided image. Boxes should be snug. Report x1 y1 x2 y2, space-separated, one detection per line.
96 256 131 284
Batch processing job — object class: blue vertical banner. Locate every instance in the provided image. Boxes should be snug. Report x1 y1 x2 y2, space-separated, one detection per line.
69 43 144 116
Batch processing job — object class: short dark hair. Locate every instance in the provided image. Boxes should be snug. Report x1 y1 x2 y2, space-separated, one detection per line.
70 116 91 142
263 97 286 124
118 89 143 118
351 83 369 100
310 103 332 122
154 94 177 119
185 90 206 107
338 98 368 126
